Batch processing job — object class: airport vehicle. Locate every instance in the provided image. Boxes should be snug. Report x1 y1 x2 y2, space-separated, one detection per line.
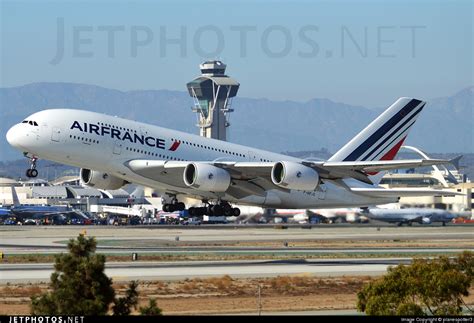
364 207 457 226
182 217 202 225
7 97 459 214
202 215 227 224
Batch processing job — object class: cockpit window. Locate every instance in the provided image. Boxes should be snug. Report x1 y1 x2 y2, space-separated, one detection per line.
23 120 38 126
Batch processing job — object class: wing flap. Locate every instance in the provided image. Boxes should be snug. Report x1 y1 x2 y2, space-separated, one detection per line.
125 160 188 188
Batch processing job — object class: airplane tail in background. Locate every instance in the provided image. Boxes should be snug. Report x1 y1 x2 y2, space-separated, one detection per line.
328 97 426 184
11 186 20 206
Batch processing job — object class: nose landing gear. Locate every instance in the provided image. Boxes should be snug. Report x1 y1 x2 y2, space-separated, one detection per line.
25 156 38 178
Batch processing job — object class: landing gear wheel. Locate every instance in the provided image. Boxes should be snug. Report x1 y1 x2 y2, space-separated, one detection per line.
163 199 186 213
26 169 38 178
25 155 39 178
177 202 185 211
211 204 223 215
232 208 241 217
30 169 38 178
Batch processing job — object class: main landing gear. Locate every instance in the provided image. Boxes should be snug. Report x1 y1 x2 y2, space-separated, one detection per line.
161 196 241 217
25 155 39 178
188 201 240 217
161 195 186 212
162 201 186 212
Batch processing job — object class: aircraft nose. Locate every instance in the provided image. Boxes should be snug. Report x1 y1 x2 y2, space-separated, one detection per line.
6 124 23 148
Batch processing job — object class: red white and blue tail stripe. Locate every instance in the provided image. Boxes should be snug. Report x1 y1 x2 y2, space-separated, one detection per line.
329 97 426 163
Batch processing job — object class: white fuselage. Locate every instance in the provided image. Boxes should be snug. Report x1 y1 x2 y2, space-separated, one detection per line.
6 109 397 208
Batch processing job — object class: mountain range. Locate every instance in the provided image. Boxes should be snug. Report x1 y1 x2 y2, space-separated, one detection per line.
0 82 472 161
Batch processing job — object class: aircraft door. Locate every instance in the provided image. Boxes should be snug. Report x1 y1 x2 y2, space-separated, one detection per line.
318 184 327 200
51 127 61 142
113 140 122 155
248 151 258 162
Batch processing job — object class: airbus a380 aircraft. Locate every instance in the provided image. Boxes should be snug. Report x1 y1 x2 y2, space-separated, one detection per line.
6 97 457 216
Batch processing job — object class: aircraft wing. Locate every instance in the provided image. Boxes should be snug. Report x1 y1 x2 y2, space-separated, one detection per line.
126 158 456 197
350 187 463 198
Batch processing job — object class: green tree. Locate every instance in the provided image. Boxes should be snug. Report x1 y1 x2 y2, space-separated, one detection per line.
31 234 116 315
139 299 163 316
357 252 473 316
113 281 139 315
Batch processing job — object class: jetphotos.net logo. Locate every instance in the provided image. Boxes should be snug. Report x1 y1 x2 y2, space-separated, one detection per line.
50 17 426 64
8 316 84 323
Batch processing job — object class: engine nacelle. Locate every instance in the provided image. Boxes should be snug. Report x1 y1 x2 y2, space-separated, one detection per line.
80 168 127 190
271 161 319 191
183 163 231 192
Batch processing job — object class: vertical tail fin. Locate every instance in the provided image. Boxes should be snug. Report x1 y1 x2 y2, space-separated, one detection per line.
329 97 425 162
328 97 426 184
11 186 20 206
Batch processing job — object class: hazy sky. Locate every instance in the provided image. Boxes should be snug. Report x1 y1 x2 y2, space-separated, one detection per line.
1 0 472 106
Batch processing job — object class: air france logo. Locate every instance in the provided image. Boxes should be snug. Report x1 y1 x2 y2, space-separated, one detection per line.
70 121 176 150
169 140 181 151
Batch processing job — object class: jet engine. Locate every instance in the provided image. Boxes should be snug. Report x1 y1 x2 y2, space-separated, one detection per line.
80 168 127 190
183 163 231 192
271 161 319 191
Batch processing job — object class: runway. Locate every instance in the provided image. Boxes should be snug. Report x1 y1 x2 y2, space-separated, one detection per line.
1 225 472 248
0 244 470 255
1 225 472 284
0 258 408 283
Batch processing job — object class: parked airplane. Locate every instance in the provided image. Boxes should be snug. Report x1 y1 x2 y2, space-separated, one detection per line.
269 208 364 224
6 186 86 220
6 97 459 215
364 207 457 226
0 207 12 217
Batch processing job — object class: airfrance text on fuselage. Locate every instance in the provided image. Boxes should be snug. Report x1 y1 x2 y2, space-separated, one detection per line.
70 121 166 149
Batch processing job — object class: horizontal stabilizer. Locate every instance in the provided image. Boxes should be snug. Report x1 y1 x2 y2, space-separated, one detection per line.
350 187 464 198
319 158 451 173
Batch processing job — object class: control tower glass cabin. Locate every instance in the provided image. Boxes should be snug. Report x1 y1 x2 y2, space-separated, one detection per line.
186 60 240 141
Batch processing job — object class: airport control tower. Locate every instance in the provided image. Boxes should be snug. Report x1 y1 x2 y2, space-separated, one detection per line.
186 60 240 141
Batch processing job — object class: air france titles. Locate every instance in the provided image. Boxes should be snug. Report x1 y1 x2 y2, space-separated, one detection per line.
70 121 166 149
